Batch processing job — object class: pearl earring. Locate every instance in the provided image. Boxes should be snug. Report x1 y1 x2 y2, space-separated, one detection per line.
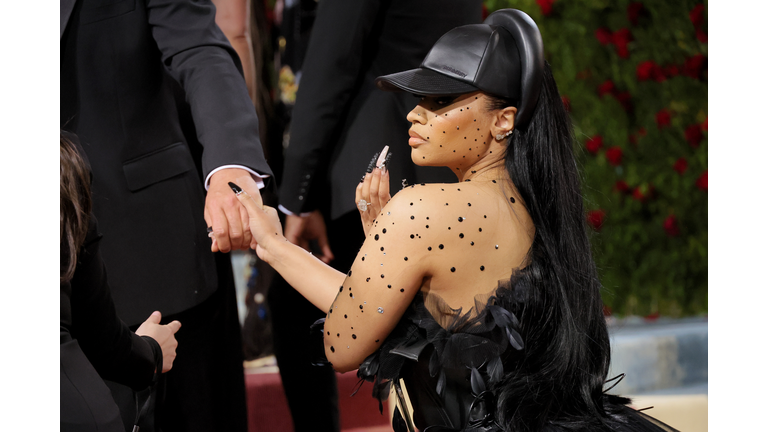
496 130 512 141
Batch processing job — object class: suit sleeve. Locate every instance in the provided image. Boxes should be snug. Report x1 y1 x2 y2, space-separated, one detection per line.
146 0 273 182
278 0 382 214
70 216 158 390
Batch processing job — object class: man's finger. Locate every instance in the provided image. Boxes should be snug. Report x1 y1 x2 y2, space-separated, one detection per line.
167 320 182 334
212 208 232 253
317 233 335 264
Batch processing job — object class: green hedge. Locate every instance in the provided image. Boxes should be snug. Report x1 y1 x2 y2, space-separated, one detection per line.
485 0 708 317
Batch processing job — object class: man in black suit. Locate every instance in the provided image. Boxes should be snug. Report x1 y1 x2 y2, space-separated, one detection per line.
268 1 482 430
60 0 272 430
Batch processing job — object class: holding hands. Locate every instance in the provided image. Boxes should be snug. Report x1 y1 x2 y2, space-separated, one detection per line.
205 168 264 253
356 146 392 236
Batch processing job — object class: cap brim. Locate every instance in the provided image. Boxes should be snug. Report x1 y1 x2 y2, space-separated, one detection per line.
375 68 478 97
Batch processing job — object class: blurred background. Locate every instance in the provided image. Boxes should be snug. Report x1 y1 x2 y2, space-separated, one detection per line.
224 0 708 431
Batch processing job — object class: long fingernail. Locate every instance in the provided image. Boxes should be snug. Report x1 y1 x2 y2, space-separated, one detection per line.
228 182 243 195
360 175 366 183
366 153 379 173
382 152 393 172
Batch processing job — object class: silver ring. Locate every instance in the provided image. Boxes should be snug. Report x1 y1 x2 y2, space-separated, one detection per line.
357 199 372 212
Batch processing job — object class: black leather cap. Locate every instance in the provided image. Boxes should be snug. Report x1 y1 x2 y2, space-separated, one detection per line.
376 9 544 128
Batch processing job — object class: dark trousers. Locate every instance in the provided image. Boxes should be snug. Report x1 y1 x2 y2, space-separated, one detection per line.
108 252 248 432
267 210 364 432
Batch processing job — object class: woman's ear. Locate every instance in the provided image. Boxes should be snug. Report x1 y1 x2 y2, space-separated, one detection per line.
491 107 518 138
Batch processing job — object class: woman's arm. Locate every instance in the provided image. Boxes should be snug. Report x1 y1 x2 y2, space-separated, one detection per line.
236 184 435 372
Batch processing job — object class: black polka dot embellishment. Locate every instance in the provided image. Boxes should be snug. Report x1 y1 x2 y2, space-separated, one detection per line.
381 247 384 251
450 267 456 272
352 334 357 339
382 228 387 234
327 331 330 335
381 274 385 278
348 270 352 276
387 284 392 288
459 233 464 239
479 228 483 232
344 314 348 318
375 234 379 240
361 257 365 261
359 305 363 309
410 234 415 239
337 333 340 337
404 257 408 261
428 247 432 251
510 197 516 203
439 244 444 249
471 242 475 246
458 217 464 222
400 288 405 292
410 215 415 220
480 266 485 271
330 346 335 353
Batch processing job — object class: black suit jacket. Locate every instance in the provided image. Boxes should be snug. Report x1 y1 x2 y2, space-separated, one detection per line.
279 0 482 219
61 0 273 325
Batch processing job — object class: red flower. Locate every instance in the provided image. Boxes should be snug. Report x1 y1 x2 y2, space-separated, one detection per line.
561 95 571 112
683 54 706 79
656 109 671 129
632 187 646 202
696 29 708 44
598 80 615 97
673 158 688 175
585 135 603 154
606 146 623 166
689 4 705 28
595 27 613 45
587 210 606 231
636 60 655 81
536 0 555 16
612 28 633 58
627 2 644 26
696 170 708 191
614 180 629 193
614 91 633 112
685 124 704 148
663 64 679 77
663 215 680 237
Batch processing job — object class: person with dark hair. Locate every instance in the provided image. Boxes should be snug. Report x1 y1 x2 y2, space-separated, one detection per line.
269 1 482 429
234 9 678 432
60 132 181 432
60 0 273 429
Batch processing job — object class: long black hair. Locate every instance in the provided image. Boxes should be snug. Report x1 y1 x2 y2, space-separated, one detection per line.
488 62 624 431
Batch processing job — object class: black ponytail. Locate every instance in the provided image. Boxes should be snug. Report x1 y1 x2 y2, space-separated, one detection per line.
488 62 616 431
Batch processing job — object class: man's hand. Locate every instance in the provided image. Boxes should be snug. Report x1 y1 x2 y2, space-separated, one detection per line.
205 168 263 252
136 311 181 373
284 211 334 264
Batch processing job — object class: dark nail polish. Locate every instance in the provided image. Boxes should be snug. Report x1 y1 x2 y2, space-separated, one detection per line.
366 153 379 173
360 175 366 183
383 152 393 171
207 226 213 233
228 182 242 194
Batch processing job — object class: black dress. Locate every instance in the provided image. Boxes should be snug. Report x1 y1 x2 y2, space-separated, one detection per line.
351 278 679 432
60 216 161 432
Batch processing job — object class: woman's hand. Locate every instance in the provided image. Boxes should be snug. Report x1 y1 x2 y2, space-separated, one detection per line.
356 147 392 236
229 182 284 263
136 311 181 373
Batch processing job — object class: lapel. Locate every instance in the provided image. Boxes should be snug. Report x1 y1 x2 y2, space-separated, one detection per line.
61 0 77 39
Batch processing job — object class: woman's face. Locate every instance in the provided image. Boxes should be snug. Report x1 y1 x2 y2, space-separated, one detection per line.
405 91 500 173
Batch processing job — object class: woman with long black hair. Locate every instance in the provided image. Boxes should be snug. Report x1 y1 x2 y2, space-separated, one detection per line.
234 9 677 431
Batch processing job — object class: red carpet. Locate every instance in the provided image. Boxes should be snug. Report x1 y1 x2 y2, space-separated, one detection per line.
245 369 391 432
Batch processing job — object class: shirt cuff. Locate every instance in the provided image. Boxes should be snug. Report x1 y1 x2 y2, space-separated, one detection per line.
205 165 269 191
278 205 313 217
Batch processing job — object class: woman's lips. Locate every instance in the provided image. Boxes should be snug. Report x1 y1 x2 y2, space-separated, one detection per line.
408 131 427 147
